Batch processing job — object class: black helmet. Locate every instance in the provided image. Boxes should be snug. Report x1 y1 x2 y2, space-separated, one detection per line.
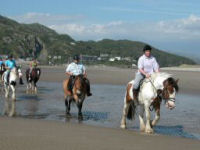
143 45 152 52
8 54 13 59
73 55 80 61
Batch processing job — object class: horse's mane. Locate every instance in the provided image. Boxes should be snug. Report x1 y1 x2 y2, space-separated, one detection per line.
150 72 172 81
151 72 179 92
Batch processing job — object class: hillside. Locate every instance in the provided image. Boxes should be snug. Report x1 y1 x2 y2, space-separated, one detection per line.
0 15 196 67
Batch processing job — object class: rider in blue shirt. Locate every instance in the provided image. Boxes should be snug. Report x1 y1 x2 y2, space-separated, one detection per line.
4 54 16 84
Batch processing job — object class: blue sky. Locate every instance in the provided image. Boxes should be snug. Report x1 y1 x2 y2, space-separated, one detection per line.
1 0 200 61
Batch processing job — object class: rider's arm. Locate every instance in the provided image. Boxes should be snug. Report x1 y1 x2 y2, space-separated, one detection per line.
66 64 73 76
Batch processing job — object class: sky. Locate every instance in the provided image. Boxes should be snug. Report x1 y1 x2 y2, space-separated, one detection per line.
1 0 200 61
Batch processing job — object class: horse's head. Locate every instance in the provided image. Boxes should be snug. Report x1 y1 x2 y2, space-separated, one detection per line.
162 77 179 110
73 75 87 102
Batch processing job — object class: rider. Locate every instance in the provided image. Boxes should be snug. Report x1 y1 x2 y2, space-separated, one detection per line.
4 54 16 84
133 45 160 101
66 55 92 96
29 58 38 76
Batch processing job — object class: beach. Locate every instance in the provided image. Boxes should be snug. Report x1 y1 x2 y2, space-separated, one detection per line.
0 117 200 150
1 65 200 149
40 65 200 94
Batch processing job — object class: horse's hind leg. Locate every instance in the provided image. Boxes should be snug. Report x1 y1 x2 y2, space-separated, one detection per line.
120 100 129 129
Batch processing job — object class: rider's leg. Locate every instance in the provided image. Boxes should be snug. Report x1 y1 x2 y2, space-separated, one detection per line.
133 72 145 101
84 78 92 96
68 75 75 93
5 70 9 84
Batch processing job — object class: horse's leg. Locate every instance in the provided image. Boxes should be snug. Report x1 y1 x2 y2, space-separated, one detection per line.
34 82 37 94
151 104 160 127
120 100 129 129
77 100 83 116
144 103 154 133
3 85 9 115
65 96 71 115
138 105 145 132
9 85 16 117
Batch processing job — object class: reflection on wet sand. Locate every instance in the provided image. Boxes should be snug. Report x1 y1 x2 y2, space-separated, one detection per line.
0 81 200 140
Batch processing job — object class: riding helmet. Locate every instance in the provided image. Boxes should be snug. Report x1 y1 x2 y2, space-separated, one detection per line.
73 55 80 61
143 45 152 52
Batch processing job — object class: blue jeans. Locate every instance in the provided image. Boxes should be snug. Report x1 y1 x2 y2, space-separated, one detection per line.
4 70 10 83
133 72 145 90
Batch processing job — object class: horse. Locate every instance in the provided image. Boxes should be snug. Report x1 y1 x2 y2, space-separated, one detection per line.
26 68 41 94
0 64 6 81
2 67 18 117
120 72 179 134
63 75 88 118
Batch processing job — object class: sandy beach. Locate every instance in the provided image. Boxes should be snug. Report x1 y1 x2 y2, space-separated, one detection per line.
40 65 200 94
0 117 200 150
1 65 200 150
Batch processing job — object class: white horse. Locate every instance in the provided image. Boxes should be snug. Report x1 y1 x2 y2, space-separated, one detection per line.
120 72 179 133
2 67 18 117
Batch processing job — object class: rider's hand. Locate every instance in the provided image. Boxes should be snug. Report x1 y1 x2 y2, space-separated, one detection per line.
145 74 151 78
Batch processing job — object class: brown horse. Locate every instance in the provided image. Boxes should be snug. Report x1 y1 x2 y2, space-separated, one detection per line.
63 75 87 117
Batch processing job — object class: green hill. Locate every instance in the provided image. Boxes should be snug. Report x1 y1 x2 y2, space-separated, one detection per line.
0 15 196 67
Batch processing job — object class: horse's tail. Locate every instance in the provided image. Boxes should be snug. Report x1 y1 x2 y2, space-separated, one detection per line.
127 100 136 120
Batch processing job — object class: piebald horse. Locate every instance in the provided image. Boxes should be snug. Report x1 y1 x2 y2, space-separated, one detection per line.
2 67 18 117
63 75 87 117
120 72 179 133
26 68 41 94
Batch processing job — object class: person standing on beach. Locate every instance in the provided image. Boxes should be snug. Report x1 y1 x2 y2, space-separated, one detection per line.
66 55 92 96
133 45 160 101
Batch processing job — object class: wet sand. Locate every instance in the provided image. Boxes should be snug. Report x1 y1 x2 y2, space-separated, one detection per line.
40 65 200 94
0 117 200 150
1 65 200 149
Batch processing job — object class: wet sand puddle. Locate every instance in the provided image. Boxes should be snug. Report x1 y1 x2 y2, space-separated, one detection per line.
0 81 200 140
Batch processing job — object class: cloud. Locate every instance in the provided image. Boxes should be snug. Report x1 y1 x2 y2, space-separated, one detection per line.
11 12 85 25
47 15 200 43
11 13 200 56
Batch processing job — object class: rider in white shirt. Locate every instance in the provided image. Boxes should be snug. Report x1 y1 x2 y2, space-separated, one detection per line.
66 55 92 96
133 45 160 101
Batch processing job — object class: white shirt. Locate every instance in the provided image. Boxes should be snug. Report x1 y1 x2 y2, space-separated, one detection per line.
137 54 159 74
66 62 86 76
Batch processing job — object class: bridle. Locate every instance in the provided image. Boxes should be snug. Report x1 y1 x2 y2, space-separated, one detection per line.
148 78 176 111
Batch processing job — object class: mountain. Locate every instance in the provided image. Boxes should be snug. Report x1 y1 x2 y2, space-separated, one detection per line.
0 15 196 67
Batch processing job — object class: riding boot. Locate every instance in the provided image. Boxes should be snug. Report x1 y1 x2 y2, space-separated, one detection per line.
84 78 92 96
68 76 75 93
133 89 139 105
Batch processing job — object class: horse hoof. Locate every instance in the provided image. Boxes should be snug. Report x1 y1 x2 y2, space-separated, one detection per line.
145 128 154 134
120 124 126 129
66 112 71 117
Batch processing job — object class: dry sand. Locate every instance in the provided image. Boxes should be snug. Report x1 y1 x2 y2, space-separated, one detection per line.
1 65 200 150
0 117 200 150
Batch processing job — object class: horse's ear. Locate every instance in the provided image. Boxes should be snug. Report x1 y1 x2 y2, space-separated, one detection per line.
176 79 179 84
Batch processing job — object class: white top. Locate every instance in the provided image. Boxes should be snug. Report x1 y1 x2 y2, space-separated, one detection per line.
137 54 159 74
66 62 86 76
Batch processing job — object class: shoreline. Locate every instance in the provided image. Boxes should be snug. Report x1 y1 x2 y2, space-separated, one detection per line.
37 65 200 95
0 117 200 150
